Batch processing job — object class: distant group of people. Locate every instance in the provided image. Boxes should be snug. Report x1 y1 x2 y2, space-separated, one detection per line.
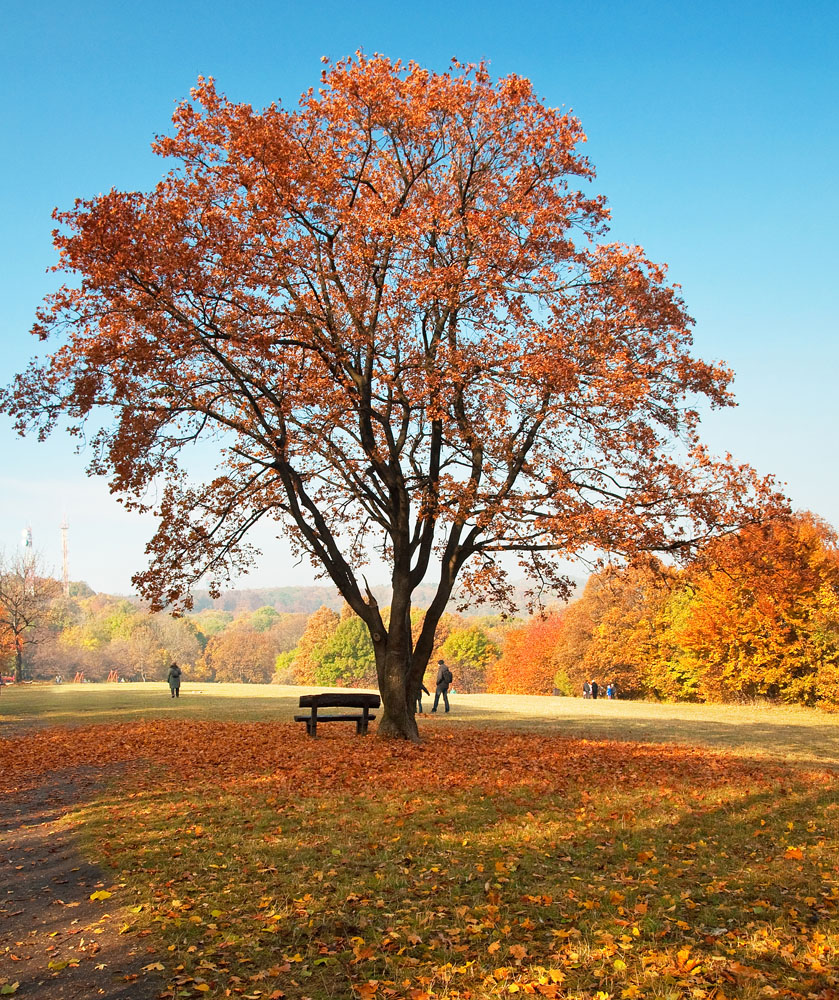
582 679 618 699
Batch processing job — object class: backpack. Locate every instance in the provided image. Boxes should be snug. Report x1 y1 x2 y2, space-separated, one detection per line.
442 667 453 686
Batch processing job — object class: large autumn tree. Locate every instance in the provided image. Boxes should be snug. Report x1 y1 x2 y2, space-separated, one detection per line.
3 55 784 738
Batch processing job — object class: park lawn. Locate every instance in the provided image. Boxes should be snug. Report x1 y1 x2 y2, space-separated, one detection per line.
3 719 838 1000
0 682 307 729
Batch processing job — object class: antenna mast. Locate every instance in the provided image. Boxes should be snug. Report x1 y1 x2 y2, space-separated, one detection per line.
61 517 70 598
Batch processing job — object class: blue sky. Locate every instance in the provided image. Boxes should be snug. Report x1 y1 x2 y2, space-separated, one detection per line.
1 0 837 594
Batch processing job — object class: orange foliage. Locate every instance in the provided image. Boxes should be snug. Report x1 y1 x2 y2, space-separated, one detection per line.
675 512 839 704
487 613 565 695
3 54 786 737
552 563 676 699
0 622 14 676
546 514 839 708
199 622 286 683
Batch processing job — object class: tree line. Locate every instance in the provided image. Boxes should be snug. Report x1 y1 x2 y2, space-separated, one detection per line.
490 512 839 708
0 561 509 689
2 512 838 708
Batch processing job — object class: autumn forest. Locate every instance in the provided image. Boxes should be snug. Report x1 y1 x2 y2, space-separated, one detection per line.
4 510 837 710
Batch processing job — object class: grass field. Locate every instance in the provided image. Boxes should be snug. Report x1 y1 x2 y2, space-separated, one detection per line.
2 685 838 1000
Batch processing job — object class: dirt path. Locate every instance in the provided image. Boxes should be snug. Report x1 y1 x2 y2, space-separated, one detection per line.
0 767 165 999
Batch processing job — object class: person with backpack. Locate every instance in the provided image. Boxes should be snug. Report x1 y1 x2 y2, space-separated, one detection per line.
431 659 453 713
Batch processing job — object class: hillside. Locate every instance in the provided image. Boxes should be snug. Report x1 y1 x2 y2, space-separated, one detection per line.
187 578 584 616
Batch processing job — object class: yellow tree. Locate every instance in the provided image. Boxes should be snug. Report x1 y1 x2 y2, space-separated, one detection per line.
291 605 341 684
674 513 839 704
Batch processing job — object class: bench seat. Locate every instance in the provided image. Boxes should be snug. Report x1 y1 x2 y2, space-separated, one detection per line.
294 712 377 734
296 692 381 736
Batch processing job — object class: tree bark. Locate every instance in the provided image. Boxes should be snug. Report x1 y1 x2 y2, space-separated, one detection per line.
370 562 456 740
374 570 421 740
376 646 420 741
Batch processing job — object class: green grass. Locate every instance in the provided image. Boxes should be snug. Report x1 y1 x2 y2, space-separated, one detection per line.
3 682 839 767
4 685 839 998
73 729 838 1000
0 681 305 728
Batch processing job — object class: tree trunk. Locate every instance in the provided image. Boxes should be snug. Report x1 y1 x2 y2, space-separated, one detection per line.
14 638 23 683
376 645 420 741
374 577 422 741
375 624 421 740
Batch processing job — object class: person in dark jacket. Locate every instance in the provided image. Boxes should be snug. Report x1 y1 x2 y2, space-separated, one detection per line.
167 662 182 699
590 679 599 700
416 682 430 715
431 659 453 713
582 680 591 699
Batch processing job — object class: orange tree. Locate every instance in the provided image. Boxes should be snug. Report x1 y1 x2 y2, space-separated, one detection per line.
0 550 61 682
672 512 839 704
2 55 784 738
553 562 678 699
488 612 565 695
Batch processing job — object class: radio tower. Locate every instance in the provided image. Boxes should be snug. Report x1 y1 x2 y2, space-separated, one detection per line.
61 517 70 598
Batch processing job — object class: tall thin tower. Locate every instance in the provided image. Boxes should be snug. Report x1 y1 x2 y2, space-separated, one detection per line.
61 517 70 598
21 525 34 596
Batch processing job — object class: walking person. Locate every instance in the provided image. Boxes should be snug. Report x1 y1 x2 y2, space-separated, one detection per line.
167 662 182 699
582 680 591 699
416 682 430 715
431 659 453 713
590 679 599 700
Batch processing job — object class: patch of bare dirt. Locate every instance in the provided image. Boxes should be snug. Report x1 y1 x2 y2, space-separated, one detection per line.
0 767 165 999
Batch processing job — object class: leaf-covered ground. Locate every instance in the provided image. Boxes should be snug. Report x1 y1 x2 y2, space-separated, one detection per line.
2 721 838 1000
0 766 167 1000
4 684 839 767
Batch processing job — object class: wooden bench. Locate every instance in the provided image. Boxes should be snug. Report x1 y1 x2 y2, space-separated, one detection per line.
295 692 381 737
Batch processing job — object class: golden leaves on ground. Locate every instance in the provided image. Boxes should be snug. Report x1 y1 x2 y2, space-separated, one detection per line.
0 719 742 797
3 722 838 1000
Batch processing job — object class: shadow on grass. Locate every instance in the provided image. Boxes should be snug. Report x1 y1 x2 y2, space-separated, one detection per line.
74 740 839 1000
442 701 839 768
